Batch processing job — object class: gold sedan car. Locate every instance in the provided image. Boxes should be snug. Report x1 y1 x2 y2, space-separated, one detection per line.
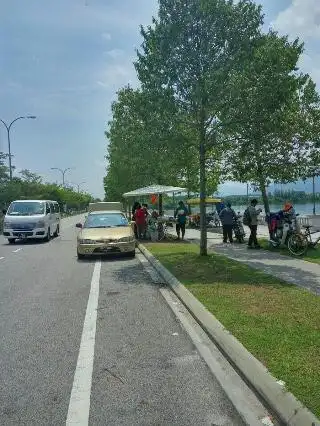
76 211 136 259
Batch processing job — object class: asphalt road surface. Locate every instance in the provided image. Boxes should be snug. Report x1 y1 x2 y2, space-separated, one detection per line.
0 215 244 426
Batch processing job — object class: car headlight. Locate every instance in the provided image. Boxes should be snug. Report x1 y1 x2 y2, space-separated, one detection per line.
3 221 12 228
78 239 95 244
118 236 134 242
36 220 45 228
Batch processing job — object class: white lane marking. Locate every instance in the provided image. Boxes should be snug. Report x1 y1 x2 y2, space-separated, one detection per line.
66 260 102 426
0 257 4 260
12 248 22 253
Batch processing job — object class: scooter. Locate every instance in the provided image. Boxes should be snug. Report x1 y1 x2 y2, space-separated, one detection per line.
267 211 299 247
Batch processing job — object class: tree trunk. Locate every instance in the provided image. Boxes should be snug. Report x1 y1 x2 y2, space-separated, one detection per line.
260 181 270 214
199 134 207 256
259 180 272 238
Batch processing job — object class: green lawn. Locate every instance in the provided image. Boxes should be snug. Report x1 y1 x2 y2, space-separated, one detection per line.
146 242 320 418
260 238 320 265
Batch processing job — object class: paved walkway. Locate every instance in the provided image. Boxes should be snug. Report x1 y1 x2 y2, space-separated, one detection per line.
168 227 320 295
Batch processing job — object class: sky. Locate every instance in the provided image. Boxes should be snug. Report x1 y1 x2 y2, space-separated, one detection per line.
1 0 319 198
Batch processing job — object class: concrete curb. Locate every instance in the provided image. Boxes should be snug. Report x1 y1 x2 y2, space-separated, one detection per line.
138 243 320 426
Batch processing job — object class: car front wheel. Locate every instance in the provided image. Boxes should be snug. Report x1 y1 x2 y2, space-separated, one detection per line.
77 251 85 260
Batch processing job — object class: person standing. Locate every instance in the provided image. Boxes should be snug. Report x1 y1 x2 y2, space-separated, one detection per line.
219 202 236 243
174 201 188 240
131 201 139 239
135 203 146 239
142 204 150 238
247 199 262 249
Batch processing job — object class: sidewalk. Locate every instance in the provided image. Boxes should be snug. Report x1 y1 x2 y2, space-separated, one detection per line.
168 227 320 295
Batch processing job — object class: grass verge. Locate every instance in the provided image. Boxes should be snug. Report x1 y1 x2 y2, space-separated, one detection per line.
145 242 320 418
260 238 320 265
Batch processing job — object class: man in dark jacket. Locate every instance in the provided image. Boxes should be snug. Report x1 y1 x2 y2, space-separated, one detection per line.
219 202 236 243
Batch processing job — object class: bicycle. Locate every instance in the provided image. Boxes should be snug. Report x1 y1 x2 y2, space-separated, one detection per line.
157 222 169 241
301 225 320 249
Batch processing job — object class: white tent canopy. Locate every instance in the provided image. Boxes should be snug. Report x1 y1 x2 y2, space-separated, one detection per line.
123 185 186 198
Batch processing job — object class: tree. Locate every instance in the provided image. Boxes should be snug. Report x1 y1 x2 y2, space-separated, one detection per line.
0 152 9 183
135 0 263 255
221 31 320 214
19 169 43 184
104 86 197 200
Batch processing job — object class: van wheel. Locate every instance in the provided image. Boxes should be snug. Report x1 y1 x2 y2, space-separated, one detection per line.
53 225 59 237
45 228 51 242
8 238 16 244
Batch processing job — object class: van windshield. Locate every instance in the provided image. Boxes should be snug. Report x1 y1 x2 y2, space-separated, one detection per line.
7 202 45 216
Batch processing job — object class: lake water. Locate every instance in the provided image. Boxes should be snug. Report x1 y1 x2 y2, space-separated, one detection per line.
165 202 320 216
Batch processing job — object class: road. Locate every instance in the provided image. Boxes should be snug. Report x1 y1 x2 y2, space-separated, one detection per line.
0 215 245 426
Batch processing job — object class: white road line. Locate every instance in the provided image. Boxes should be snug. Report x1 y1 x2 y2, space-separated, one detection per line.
66 260 102 426
12 248 22 253
0 257 4 261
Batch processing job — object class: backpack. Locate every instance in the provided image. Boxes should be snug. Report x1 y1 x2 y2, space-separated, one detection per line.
242 207 251 226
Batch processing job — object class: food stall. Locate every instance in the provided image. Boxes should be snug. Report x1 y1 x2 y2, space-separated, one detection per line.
186 197 222 228
123 184 186 240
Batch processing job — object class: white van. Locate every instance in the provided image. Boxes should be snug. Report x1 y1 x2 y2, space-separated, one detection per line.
2 200 61 244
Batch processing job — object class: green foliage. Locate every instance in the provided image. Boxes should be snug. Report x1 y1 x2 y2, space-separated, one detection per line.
104 86 199 201
134 0 263 254
221 31 320 212
104 0 320 252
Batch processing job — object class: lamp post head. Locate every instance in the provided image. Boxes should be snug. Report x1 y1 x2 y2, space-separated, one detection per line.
27 116 37 119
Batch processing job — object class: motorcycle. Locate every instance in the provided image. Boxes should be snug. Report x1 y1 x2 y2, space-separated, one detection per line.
233 214 245 243
266 211 307 256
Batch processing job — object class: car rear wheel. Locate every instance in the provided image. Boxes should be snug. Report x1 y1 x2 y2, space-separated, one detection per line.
127 250 136 258
8 238 15 244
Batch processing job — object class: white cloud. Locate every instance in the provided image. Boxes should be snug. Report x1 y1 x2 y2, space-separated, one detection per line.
101 32 111 41
272 0 320 90
273 0 320 39
105 49 124 59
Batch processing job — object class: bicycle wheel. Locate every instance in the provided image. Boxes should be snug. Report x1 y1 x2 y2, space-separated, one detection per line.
157 223 166 241
287 233 308 256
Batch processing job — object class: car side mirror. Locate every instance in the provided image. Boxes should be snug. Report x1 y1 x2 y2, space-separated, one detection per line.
75 223 83 228
2 209 7 215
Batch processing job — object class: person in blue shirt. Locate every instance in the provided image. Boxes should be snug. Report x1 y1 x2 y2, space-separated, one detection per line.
174 201 188 240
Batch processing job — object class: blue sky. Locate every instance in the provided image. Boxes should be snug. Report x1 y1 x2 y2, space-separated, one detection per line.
1 0 319 197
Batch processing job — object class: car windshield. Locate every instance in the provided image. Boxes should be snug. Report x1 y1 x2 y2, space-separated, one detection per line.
84 213 128 228
7 202 45 216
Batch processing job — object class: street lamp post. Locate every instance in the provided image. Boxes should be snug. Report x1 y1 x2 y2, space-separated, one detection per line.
307 166 320 216
51 167 72 187
0 116 36 180
70 181 85 192
313 173 316 216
